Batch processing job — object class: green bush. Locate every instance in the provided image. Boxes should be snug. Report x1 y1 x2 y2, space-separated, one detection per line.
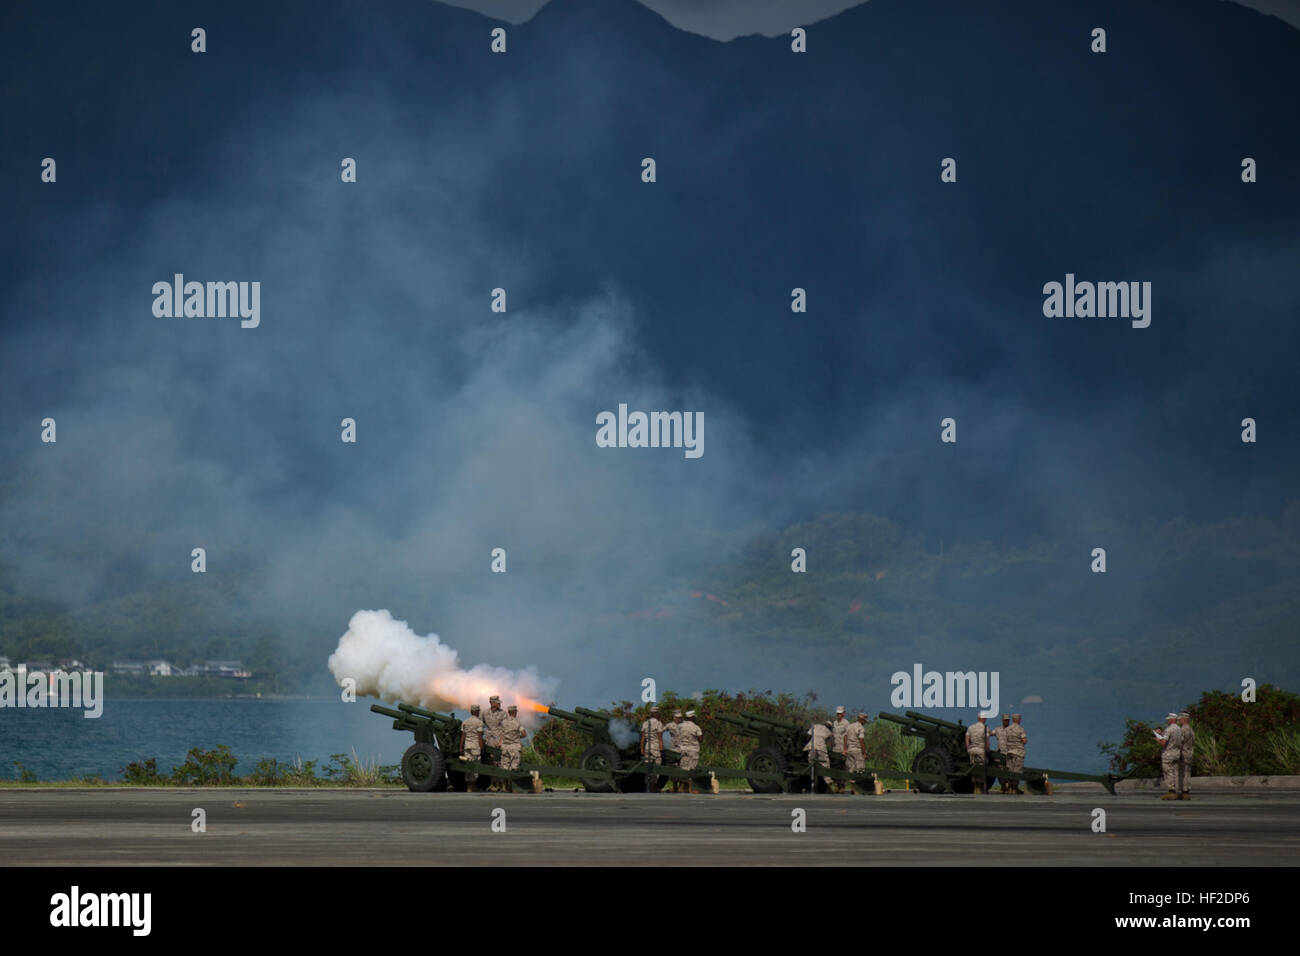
121 757 165 785
1101 684 1300 776
171 745 238 786
1267 729 1300 774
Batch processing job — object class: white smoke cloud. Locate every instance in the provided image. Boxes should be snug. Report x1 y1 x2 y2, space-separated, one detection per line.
607 718 639 749
328 609 558 722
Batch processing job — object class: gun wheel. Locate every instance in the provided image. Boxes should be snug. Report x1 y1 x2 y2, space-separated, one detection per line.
401 742 446 792
744 746 787 793
911 746 953 794
578 743 621 793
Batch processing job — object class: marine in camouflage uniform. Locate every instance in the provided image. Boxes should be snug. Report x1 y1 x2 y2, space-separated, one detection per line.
1003 714 1028 794
830 706 851 792
499 704 527 792
641 706 666 791
989 714 1010 792
1177 712 1194 800
641 706 666 760
843 713 867 774
482 695 507 792
1159 713 1183 800
965 714 989 794
675 710 704 792
665 711 682 745
803 721 834 789
459 704 486 792
665 710 683 792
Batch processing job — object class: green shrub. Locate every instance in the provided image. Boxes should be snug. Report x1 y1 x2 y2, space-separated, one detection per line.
1101 684 1300 776
171 745 238 785
121 757 165 785
1267 729 1300 774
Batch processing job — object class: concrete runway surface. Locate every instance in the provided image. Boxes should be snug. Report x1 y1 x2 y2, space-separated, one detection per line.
2 788 1296 865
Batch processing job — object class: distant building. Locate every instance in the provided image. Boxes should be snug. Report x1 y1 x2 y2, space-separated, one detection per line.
107 659 251 679
202 660 251 679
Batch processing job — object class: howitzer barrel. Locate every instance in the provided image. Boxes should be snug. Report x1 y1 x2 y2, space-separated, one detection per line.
397 702 456 723
740 711 800 731
370 704 406 720
877 710 967 733
574 706 614 720
716 713 753 728
716 712 800 734
904 710 966 731
544 706 603 728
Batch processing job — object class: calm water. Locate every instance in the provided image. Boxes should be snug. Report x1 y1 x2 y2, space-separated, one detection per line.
0 698 1133 781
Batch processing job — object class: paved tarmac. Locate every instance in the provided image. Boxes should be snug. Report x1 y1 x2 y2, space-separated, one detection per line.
2 788 1296 865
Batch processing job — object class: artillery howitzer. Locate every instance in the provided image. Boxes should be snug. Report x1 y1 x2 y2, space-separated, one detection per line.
543 706 715 793
877 710 1127 795
715 711 887 794
371 702 536 793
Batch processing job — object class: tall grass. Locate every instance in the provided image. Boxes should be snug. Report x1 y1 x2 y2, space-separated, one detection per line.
1266 730 1300 774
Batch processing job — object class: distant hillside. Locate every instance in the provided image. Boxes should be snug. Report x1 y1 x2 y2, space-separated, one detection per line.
7 506 1296 704
585 506 1300 705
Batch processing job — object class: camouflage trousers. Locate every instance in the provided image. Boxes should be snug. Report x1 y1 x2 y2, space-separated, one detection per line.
461 747 481 787
1004 753 1024 773
501 745 522 771
845 751 865 773
1161 752 1180 792
1178 757 1192 793
678 749 699 771
810 747 833 786
968 750 986 785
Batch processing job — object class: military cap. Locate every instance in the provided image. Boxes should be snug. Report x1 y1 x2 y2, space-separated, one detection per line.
1012 713 1021 719
470 703 480 713
650 704 660 712
489 695 501 702
684 710 696 718
835 706 845 713
1166 712 1178 720
507 704 518 711
856 713 868 720
1178 712 1190 719
1001 713 1010 719
673 710 683 718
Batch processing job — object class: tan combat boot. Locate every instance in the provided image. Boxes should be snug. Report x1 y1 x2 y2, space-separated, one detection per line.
1179 791 1190 800
1160 789 1178 800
